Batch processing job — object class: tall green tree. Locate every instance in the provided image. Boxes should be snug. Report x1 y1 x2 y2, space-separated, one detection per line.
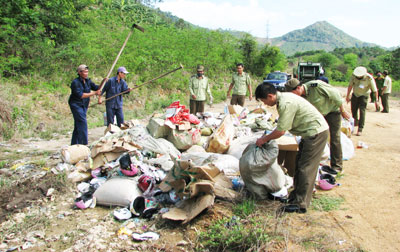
254 44 287 76
389 48 400 79
238 34 257 73
343 53 358 69
0 0 93 75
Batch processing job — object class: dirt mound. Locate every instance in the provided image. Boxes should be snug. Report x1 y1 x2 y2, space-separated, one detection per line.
0 173 68 221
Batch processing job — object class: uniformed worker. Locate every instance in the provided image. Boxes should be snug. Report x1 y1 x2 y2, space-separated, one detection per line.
381 70 392 113
98 66 131 127
255 83 329 213
374 71 384 111
189 65 213 114
68 64 102 145
285 78 350 172
227 63 252 106
346 66 378 136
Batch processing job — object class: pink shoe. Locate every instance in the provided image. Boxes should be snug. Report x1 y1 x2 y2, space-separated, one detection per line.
120 164 138 177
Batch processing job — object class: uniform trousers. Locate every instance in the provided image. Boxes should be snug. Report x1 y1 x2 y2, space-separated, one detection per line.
381 93 389 113
289 130 328 209
106 106 124 127
350 94 368 131
70 103 88 145
190 100 205 114
324 111 342 171
230 94 246 107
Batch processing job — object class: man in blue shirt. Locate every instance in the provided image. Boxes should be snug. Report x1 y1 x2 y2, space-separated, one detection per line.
68 64 101 145
98 66 131 127
317 68 329 83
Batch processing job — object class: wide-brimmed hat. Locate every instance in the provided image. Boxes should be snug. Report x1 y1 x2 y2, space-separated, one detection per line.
353 66 367 77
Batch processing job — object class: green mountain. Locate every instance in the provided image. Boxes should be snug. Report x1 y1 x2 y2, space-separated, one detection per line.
260 21 378 56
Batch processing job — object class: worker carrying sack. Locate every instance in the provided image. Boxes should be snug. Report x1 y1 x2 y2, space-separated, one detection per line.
239 140 286 199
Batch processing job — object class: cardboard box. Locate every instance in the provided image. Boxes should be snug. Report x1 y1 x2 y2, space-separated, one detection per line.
162 194 215 224
104 124 121 135
276 135 298 151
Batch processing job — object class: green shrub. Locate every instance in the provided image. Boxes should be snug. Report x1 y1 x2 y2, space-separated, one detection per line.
233 199 256 218
197 217 269 252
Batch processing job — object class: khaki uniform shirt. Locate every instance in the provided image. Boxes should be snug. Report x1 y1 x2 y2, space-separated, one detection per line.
349 73 377 97
189 75 211 101
383 75 392 94
303 80 343 116
232 72 251 95
276 92 329 138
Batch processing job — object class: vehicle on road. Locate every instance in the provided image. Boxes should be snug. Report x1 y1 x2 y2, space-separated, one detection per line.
263 71 291 91
295 62 323 83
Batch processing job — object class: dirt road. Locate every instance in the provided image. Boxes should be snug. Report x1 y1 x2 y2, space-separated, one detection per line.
1 88 399 251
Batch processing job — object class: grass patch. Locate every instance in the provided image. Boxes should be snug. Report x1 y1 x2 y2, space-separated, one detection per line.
0 160 7 168
197 216 270 252
312 195 344 212
335 172 345 180
232 198 256 218
0 177 12 189
300 233 328 250
30 159 47 168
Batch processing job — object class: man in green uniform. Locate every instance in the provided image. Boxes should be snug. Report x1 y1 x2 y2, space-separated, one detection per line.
374 72 384 111
381 70 392 113
285 78 350 172
227 63 252 106
189 65 213 114
255 83 329 213
346 66 378 136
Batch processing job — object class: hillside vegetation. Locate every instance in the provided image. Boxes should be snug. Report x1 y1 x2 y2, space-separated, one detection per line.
267 21 377 56
0 0 286 140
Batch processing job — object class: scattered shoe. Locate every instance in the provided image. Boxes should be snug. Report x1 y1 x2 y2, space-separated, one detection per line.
114 208 132 220
280 204 306 213
321 165 338 175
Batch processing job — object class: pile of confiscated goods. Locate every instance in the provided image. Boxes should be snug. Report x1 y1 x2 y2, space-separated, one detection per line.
56 100 354 240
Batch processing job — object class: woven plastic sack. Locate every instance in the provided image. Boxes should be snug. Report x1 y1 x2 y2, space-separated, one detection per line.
61 144 90 164
239 141 285 198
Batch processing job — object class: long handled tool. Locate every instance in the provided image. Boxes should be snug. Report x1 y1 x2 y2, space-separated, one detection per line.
102 63 184 102
98 23 145 91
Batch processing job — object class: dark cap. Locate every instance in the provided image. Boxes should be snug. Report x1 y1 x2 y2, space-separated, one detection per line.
285 78 300 91
383 70 389 75
197 65 204 71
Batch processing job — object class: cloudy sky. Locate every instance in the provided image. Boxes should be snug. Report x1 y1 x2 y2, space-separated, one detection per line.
155 0 399 48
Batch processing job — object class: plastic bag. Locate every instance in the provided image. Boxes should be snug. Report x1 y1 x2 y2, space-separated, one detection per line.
180 152 239 176
341 132 355 160
167 128 201 151
206 115 235 154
